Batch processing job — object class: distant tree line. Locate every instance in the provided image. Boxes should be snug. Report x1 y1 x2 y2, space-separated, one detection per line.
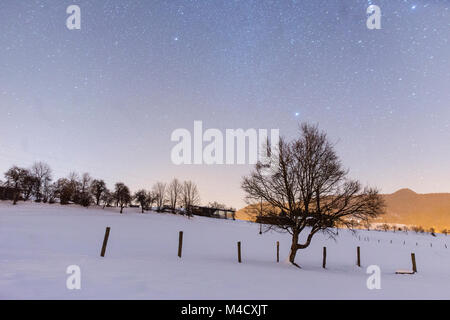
0 162 202 215
375 223 447 236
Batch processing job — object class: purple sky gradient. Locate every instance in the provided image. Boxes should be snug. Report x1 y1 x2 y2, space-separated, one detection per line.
1 0 449 208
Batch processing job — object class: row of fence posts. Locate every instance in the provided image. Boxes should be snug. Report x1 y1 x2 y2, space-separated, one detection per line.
322 246 361 269
323 245 417 272
99 227 418 273
362 235 447 249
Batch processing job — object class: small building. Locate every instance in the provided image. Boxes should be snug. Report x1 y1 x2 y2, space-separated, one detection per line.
188 205 236 220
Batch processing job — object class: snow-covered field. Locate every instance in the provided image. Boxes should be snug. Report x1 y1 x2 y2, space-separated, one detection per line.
0 201 449 299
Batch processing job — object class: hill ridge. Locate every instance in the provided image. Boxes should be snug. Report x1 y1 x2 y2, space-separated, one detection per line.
237 188 450 230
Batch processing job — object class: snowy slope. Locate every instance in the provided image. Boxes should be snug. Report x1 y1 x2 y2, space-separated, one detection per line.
0 201 449 299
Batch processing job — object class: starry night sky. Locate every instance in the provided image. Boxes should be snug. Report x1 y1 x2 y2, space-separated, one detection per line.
0 0 449 208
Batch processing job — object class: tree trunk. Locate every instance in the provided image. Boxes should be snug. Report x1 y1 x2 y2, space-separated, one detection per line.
13 191 18 205
120 205 123 214
289 231 299 266
289 230 315 267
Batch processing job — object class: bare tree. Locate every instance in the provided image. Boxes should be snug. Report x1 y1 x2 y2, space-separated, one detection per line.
152 182 167 212
181 180 200 215
21 170 38 201
114 182 131 214
80 173 91 193
241 123 385 267
208 201 228 209
100 188 114 209
65 172 82 204
412 225 425 233
167 178 182 212
31 162 52 202
429 227 436 237
47 182 58 204
134 189 151 213
54 178 70 204
4 166 29 204
41 178 53 203
78 173 92 207
90 179 106 206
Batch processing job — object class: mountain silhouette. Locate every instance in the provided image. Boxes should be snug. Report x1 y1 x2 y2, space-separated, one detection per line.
379 189 450 230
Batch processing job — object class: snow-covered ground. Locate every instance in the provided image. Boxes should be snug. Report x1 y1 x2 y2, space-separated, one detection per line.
0 201 449 299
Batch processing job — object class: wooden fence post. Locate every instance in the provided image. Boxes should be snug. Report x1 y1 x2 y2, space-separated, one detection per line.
357 246 361 267
322 246 327 269
276 241 280 263
411 253 417 273
237 241 242 263
100 227 110 257
178 231 183 258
